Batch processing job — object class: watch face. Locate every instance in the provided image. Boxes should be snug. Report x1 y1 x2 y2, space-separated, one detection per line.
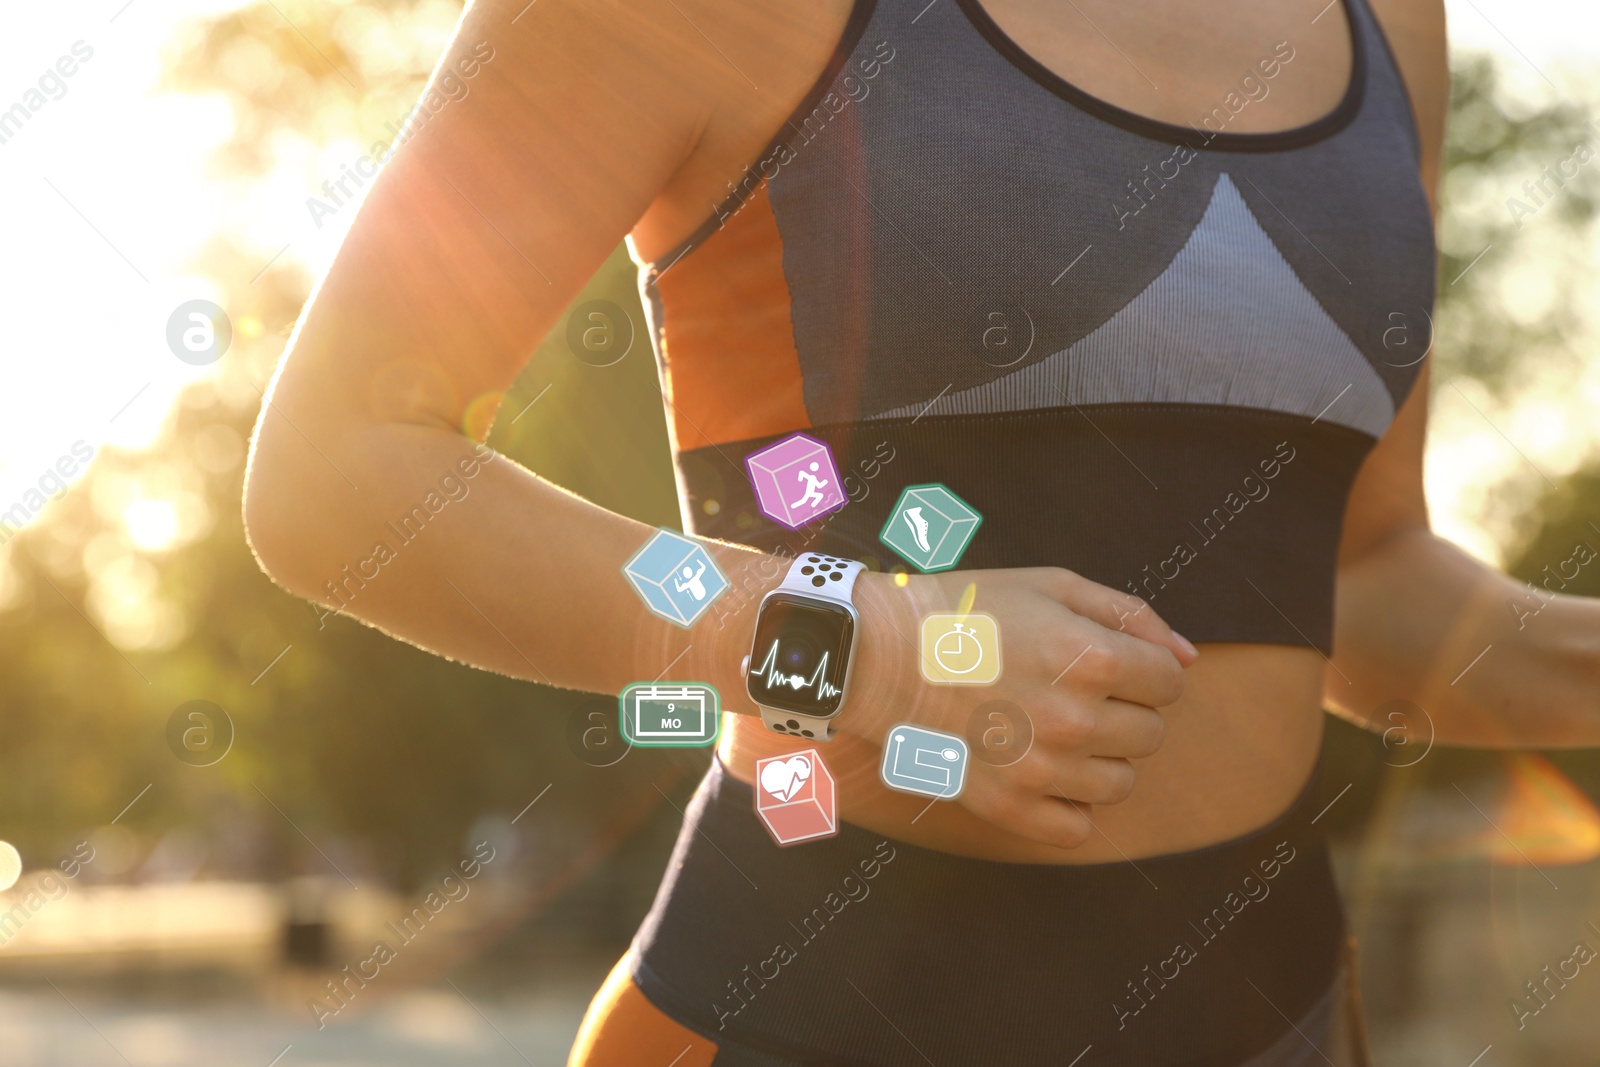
747 594 855 718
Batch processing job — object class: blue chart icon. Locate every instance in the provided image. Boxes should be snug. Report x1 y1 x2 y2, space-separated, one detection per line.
619 683 721 747
623 528 729 627
880 723 969 799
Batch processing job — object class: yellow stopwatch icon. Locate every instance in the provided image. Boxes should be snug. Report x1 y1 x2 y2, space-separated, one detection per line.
920 613 1001 684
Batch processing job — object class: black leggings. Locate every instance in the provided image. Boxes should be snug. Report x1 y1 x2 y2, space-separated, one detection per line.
626 754 1354 1066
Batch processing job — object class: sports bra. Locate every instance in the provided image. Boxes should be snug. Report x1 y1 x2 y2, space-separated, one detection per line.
630 0 1435 653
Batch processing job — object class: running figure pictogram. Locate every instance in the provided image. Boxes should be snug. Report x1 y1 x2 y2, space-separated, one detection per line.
790 461 830 510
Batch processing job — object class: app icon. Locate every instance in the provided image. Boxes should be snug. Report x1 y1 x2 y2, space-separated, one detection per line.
745 433 848 529
754 749 839 845
623 528 729 627
880 723 969 799
618 683 721 746
920 612 1001 684
880 484 981 572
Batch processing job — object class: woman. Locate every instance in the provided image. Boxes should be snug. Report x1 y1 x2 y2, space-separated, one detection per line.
243 0 1600 1062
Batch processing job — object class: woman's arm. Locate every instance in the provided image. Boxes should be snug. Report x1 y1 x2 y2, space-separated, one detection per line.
243 0 829 697
1329 0 1600 746
244 0 1201 852
1327 361 1600 747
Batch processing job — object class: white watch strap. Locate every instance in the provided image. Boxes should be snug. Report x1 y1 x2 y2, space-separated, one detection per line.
777 552 864 599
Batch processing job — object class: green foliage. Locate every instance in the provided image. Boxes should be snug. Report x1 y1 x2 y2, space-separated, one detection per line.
1505 464 1600 597
1436 57 1600 605
1433 54 1598 391
0 264 688 889
1 1 687 889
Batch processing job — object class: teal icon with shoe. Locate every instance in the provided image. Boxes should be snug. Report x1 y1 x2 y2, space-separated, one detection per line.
880 484 982 572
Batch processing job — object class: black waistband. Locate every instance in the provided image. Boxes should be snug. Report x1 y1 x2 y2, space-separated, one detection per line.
680 408 1373 654
632 756 1345 1066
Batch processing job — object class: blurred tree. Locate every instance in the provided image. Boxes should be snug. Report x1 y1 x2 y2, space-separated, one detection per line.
1506 464 1600 598
0 0 685 892
1432 52 1598 391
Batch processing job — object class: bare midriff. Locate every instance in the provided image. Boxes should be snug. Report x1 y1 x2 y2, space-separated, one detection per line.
719 644 1327 864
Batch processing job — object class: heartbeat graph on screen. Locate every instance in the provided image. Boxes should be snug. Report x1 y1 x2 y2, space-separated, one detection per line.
749 640 841 700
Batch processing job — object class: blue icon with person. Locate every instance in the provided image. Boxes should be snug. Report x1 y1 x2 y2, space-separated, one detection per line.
623 528 730 628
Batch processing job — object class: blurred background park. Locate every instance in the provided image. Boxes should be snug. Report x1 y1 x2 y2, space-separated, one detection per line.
1 0 1599 1063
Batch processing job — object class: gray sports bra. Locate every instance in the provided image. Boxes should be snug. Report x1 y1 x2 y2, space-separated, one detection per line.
635 0 1436 652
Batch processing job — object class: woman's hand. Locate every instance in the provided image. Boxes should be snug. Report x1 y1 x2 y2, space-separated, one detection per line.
842 567 1198 849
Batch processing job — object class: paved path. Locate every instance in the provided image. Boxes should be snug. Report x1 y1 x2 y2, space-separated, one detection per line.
0 982 593 1067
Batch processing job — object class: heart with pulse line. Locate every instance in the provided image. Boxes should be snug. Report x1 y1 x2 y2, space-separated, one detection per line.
759 754 813 802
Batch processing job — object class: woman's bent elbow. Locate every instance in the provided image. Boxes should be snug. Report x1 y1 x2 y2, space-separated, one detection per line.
241 441 315 596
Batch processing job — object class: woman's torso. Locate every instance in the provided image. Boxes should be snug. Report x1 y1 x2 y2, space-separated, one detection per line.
626 0 1433 864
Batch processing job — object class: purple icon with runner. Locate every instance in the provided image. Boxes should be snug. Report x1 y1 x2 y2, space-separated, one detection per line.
744 433 847 529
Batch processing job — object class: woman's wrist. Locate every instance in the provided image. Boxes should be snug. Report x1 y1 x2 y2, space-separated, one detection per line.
676 545 785 716
677 551 931 740
835 570 924 742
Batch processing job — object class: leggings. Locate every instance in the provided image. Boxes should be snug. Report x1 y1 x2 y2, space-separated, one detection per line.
569 945 1373 1066
571 755 1371 1066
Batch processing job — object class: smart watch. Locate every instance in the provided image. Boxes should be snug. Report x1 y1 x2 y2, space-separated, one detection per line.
745 553 865 741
